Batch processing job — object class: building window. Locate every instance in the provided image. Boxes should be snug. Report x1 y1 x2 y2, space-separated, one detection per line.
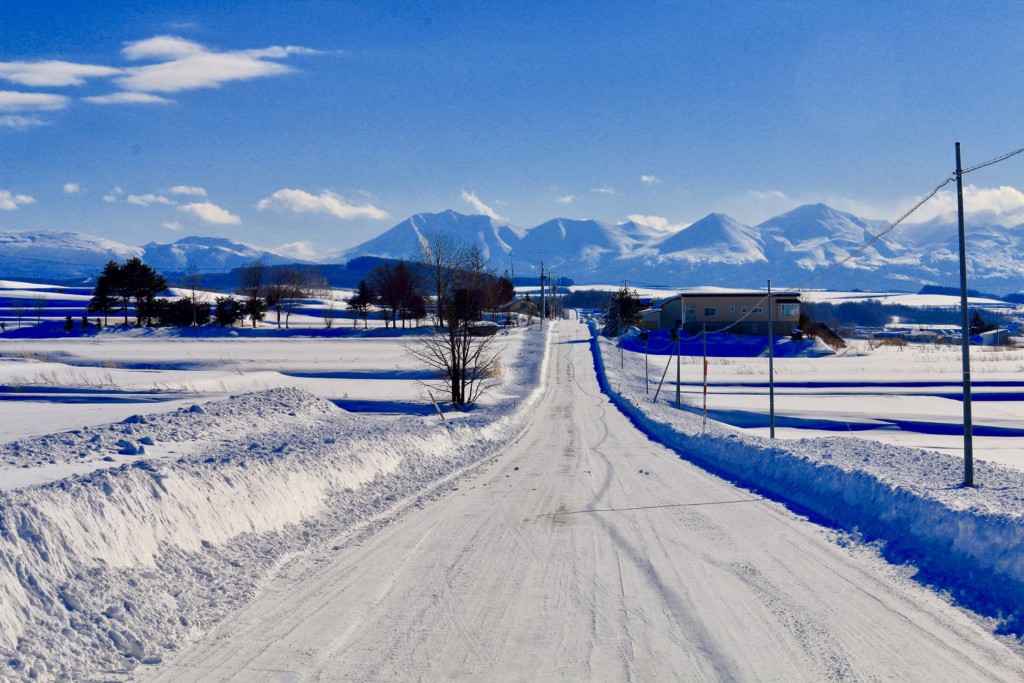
741 307 748 314
780 303 800 318
704 307 717 317
730 306 735 312
752 307 763 314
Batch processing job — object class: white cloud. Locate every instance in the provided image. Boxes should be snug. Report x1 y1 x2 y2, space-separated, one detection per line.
162 220 184 231
102 194 118 202
640 174 660 186
0 91 69 112
460 190 502 220
126 193 175 206
169 185 207 196
122 36 208 61
83 92 174 105
0 190 36 211
906 184 1024 226
0 60 121 87
256 188 389 220
556 195 573 205
590 186 615 195
277 241 319 260
747 189 792 202
627 214 689 232
63 183 81 194
178 201 242 225
116 35 318 93
0 114 47 129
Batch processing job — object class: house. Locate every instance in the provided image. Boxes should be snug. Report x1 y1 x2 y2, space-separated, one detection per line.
500 297 539 318
640 289 801 336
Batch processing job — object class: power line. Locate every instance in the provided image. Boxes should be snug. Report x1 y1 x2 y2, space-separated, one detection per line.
962 144 1024 175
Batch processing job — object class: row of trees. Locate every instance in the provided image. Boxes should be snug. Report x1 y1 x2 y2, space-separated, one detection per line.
88 258 169 326
345 246 514 332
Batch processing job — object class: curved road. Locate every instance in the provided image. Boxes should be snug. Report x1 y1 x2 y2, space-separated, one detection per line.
143 320 1024 681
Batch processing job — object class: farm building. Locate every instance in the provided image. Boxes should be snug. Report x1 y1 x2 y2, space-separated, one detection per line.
640 289 801 336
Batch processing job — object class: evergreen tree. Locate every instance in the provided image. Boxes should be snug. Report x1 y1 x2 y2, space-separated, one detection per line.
604 287 644 336
346 279 374 329
88 260 121 325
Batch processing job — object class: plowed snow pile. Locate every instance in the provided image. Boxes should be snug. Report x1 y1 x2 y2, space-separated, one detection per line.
0 329 548 682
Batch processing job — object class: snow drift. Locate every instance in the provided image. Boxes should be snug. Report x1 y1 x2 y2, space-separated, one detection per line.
0 330 549 681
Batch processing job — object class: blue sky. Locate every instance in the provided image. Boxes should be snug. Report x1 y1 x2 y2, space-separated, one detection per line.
2 1 1024 256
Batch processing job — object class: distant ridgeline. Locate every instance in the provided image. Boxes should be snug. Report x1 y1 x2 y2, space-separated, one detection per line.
195 257 398 293
916 285 1007 301
8 203 1024 291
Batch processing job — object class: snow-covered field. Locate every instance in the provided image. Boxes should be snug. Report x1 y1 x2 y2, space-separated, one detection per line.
655 338 1024 470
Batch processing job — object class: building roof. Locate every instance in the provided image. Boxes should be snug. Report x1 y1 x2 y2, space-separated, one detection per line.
652 289 801 308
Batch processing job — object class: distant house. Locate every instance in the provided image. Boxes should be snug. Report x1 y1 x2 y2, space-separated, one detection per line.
499 297 538 318
640 289 801 335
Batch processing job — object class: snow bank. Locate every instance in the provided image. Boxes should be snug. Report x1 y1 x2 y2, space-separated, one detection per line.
592 327 1024 635
0 328 549 682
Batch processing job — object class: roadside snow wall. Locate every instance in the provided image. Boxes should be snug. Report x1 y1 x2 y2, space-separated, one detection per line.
592 328 1024 635
0 328 549 682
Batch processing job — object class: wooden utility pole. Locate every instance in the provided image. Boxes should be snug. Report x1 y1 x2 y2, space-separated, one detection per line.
539 261 545 329
956 142 975 487
768 280 776 439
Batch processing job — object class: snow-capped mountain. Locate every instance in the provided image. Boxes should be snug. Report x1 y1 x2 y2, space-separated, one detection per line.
141 236 306 272
336 206 1024 293
332 210 523 266
0 230 142 280
6 204 1024 292
652 213 765 265
0 231 305 280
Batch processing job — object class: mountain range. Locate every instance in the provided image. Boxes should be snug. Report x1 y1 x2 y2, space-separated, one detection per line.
3 204 1024 294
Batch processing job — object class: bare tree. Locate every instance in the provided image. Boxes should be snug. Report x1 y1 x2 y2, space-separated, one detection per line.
405 243 506 407
414 231 468 328
283 268 314 328
266 268 291 329
370 260 419 328
11 300 26 329
32 295 47 324
304 271 337 329
237 259 268 327
181 259 208 329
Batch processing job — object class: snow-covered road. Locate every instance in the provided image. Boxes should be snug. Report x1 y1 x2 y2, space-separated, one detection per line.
142 321 1024 681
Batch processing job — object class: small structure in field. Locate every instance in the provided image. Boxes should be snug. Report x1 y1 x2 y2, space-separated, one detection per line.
640 288 801 336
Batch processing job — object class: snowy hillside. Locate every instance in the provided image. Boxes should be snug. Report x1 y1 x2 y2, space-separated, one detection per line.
141 236 306 272
0 231 141 280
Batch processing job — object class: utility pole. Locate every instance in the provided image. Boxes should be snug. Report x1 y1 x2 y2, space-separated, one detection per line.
702 323 708 434
675 324 681 409
539 261 545 329
956 142 975 487
768 280 776 439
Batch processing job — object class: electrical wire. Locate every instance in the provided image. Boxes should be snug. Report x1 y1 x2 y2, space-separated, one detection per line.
962 145 1024 175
